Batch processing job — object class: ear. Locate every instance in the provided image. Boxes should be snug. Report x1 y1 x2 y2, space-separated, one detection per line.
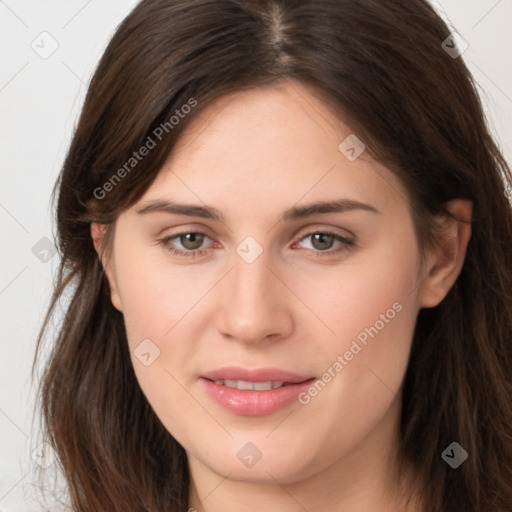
90 222 123 312
419 199 473 309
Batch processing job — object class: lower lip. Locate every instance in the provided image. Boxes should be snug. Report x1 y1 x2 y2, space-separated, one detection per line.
200 378 316 416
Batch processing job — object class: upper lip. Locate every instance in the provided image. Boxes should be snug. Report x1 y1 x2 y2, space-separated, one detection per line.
201 367 314 384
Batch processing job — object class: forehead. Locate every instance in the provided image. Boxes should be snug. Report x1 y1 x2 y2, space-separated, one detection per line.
134 82 410 221
169 82 348 165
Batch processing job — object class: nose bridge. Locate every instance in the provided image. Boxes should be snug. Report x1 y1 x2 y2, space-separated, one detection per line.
216 241 292 344
232 248 269 303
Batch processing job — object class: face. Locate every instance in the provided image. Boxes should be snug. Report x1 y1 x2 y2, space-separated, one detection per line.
100 81 431 486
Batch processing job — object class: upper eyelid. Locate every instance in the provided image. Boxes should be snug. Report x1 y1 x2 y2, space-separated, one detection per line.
161 222 354 239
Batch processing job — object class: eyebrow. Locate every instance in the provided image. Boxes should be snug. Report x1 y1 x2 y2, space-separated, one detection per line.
136 198 380 222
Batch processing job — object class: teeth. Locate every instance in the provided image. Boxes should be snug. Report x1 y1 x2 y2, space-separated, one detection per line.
213 379 285 390
254 381 273 391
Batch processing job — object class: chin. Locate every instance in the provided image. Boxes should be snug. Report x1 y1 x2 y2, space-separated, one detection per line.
186 432 324 485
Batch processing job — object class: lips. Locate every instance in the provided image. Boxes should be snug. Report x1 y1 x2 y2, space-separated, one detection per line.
200 367 316 416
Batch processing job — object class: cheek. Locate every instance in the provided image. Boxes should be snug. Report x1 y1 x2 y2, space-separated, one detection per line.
289 227 420 355
113 238 210 343
294 300 416 476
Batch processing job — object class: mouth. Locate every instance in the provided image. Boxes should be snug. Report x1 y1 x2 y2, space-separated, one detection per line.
200 367 316 416
205 379 293 390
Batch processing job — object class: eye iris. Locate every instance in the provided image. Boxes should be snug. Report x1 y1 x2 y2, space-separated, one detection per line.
180 233 204 250
311 233 334 250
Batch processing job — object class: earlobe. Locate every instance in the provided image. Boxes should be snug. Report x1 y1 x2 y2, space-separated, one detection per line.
419 199 473 309
90 222 123 312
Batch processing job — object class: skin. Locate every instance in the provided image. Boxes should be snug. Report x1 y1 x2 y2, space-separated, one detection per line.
92 80 472 512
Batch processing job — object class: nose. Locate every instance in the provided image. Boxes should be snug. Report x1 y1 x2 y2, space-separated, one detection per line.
215 247 294 345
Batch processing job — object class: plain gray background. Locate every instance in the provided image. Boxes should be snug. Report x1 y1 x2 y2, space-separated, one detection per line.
1 1 511 510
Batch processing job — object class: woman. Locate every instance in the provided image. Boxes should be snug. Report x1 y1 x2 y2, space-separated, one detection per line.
32 0 512 510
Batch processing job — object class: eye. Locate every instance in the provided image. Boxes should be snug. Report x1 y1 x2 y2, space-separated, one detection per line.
293 231 354 256
157 231 215 258
174 232 207 250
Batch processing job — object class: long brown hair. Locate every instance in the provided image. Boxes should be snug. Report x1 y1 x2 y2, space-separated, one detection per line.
32 0 512 510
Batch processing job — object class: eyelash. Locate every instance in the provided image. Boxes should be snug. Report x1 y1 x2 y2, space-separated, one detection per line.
157 230 354 259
